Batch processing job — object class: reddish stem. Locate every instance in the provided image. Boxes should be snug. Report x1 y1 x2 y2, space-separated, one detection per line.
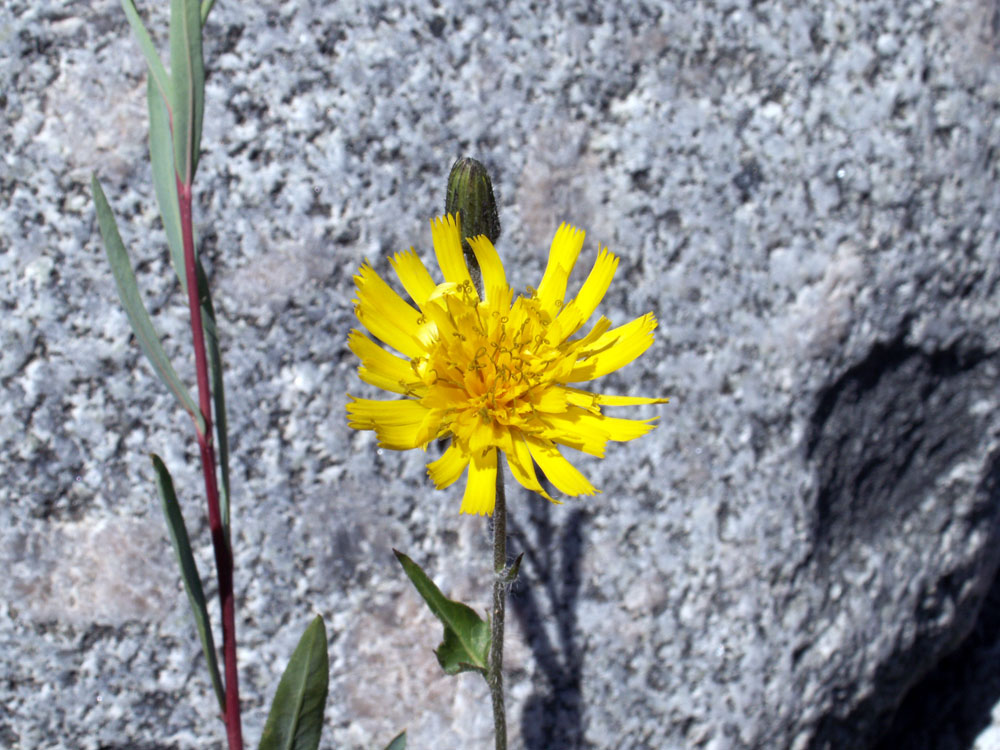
177 176 244 750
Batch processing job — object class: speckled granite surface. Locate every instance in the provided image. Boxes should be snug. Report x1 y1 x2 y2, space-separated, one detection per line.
4 1 1000 748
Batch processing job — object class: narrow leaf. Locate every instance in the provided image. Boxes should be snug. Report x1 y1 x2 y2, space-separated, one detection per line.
504 552 523 584
91 175 205 435
170 0 205 183
197 260 231 535
200 0 215 26
393 550 490 675
147 76 187 294
150 82 225 516
383 731 406 750
259 616 330 750
121 0 172 106
150 453 226 713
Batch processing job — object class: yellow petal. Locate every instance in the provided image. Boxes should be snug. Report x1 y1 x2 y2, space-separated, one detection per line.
571 316 613 349
565 247 619 332
390 248 437 307
531 385 569 414
422 295 458 342
467 235 507 301
413 407 447 446
483 284 515 328
505 432 555 502
596 415 658 442
421 381 467 410
542 407 658 456
357 366 421 395
377 414 441 449
427 441 469 489
461 447 497 515
568 313 657 382
526 438 598 496
536 223 585 313
354 263 426 358
346 397 435 449
550 249 619 340
430 214 475 291
346 397 425 427
539 419 608 457
468 416 501 455
348 330 421 395
565 388 670 411
550 300 585 343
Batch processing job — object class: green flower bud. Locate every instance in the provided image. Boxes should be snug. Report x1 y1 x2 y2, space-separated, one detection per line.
445 157 501 245
445 157 501 297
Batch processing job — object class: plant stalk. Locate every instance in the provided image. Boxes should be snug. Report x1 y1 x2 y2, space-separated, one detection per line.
177 177 244 750
488 465 508 750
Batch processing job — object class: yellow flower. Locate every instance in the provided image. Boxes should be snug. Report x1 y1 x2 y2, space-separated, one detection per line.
347 215 668 516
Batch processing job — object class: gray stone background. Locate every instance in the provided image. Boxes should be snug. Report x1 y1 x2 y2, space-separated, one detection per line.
4 0 1000 748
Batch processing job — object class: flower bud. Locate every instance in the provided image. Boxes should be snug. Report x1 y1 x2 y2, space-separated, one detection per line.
445 157 501 297
445 157 501 245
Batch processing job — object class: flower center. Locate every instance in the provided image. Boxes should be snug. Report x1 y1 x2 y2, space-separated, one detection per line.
416 284 569 443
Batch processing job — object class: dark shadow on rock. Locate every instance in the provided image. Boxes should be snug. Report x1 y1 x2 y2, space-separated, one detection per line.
802 336 1000 749
872 453 1000 750
806 338 990 558
507 489 587 750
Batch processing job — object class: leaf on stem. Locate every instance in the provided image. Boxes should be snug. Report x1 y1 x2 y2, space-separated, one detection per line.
200 0 215 26
121 0 172 106
148 76 229 533
504 552 523 585
383 731 406 750
147 76 187 294
170 0 205 184
259 615 330 750
91 175 205 435
197 260 231 536
393 550 490 675
150 453 226 713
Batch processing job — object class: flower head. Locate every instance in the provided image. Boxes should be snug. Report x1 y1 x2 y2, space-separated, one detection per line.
347 215 668 515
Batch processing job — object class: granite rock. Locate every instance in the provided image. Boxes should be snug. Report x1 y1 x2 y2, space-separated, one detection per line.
3 0 1000 748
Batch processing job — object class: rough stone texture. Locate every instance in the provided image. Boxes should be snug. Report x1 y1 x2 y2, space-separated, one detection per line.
3 0 1000 749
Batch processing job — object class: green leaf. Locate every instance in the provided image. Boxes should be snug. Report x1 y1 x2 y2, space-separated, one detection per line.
148 85 226 518
170 0 204 183
504 552 523 584
393 550 490 675
200 0 215 26
147 76 187 294
383 731 406 750
259 616 330 750
196 260 231 536
91 175 205 435
121 0 172 107
150 453 225 713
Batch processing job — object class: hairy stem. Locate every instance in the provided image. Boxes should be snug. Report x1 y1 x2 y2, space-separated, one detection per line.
177 177 243 750
488 466 508 750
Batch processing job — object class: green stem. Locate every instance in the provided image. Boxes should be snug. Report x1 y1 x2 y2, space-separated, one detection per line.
488 465 507 750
